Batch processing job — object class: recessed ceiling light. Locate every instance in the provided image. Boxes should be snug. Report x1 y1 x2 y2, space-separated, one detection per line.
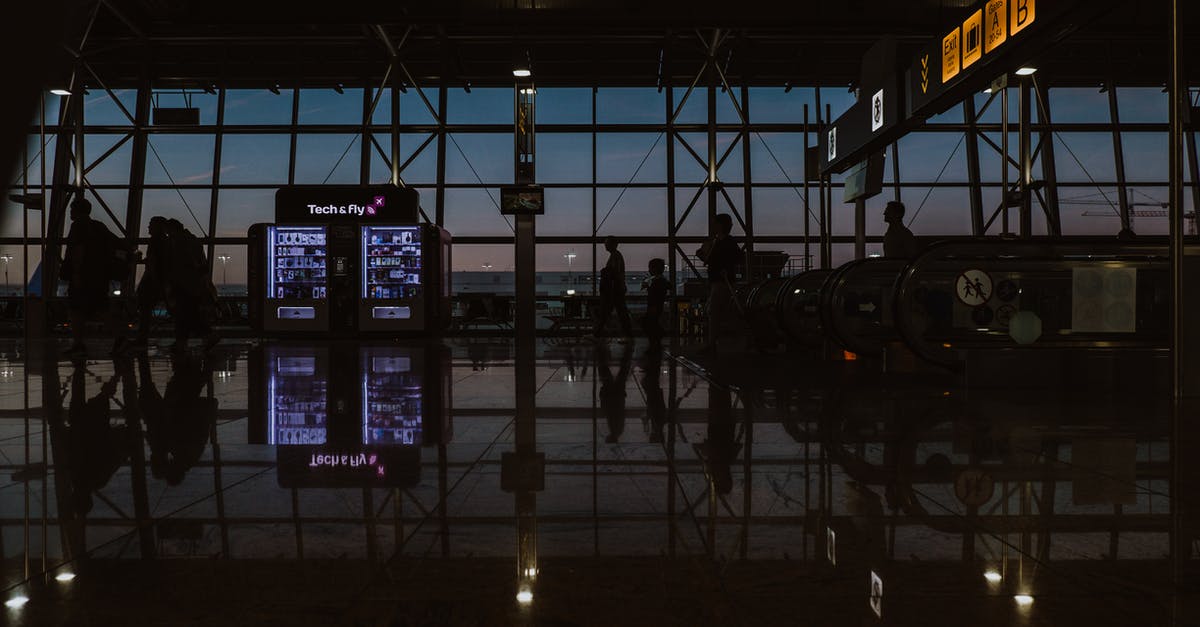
50 89 72 96
1015 67 1038 76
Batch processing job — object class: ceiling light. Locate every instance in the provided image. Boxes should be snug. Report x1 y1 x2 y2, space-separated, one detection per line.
50 89 72 96
983 87 993 94
55 572 76 583
983 570 1002 583
516 590 533 604
1015 67 1037 76
512 68 532 78
5 596 29 609
1013 594 1034 606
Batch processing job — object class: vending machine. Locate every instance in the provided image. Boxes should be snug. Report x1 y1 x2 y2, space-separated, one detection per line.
249 185 450 336
359 223 452 332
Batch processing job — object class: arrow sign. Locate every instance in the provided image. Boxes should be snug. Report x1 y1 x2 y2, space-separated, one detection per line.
920 55 930 93
858 302 877 313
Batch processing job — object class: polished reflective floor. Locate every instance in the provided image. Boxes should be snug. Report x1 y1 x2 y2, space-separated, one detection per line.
1 337 1198 625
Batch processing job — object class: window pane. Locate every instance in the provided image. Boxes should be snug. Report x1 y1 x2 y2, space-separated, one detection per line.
899 186 972 236
216 188 276 238
224 89 293 125
537 133 592 183
597 88 663 124
145 134 215 185
443 188 513 236
220 134 290 184
1052 133 1116 182
80 187 129 236
897 132 969 183
536 88 592 125
748 87 816 124
448 88 512 125
294 134 361 184
1117 87 1167 123
595 187 667 237
1121 133 1166 183
672 133 707 185
598 133 666 184
376 134 438 184
715 133 743 183
84 133 133 185
539 187 592 236
752 187 811 237
298 88 364 125
1049 88 1111 124
212 244 247 295
141 188 212 237
445 133 511 184
750 132 806 184
452 244 514 295
672 87 706 125
83 89 136 126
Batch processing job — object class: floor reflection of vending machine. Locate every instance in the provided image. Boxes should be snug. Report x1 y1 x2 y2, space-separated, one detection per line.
359 224 452 333
265 347 329 446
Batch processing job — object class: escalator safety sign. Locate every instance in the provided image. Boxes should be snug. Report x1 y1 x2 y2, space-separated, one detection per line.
956 269 993 307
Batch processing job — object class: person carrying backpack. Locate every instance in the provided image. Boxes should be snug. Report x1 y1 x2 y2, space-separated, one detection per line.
61 197 132 357
164 219 219 351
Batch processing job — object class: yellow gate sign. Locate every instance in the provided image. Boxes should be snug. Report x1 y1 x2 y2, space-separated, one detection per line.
1011 0 1035 36
984 0 1007 53
961 9 983 69
942 27 961 82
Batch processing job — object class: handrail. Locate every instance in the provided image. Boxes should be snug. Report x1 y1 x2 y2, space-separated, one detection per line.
893 238 1184 369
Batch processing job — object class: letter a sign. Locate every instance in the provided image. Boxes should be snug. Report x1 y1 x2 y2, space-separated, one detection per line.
1011 0 1035 36
984 0 1007 53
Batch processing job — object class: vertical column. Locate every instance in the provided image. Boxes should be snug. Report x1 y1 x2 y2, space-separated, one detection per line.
1019 76 1032 238
1034 80 1062 236
125 75 151 269
666 85 678 335
206 89 226 272
740 86 754 261
1108 81 1131 233
963 99 985 236
392 60 401 186
435 80 448 226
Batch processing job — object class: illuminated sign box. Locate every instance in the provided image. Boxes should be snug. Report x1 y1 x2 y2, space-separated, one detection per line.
275 185 421 223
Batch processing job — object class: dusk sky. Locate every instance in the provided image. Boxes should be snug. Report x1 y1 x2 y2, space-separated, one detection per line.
4 84 1190 291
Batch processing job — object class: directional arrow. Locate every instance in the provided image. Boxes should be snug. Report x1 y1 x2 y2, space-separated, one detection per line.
920 55 930 93
858 302 877 313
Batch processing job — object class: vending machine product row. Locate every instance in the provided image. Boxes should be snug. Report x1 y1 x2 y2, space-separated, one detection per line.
249 222 451 335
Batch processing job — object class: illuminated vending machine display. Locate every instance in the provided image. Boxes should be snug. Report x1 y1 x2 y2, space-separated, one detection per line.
264 225 329 332
360 225 423 331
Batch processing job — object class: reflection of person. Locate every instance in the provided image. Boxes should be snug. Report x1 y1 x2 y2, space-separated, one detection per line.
640 342 667 443
697 214 741 353
597 341 633 443
594 236 633 338
143 350 216 485
702 384 735 494
64 360 129 516
882 201 918 259
641 258 669 341
61 197 129 357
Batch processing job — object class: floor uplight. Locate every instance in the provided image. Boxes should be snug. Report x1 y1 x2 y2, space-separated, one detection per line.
1013 594 1034 606
55 572 76 582
516 590 533 604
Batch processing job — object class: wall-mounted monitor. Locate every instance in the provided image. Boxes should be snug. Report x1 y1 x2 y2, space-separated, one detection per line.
500 185 545 215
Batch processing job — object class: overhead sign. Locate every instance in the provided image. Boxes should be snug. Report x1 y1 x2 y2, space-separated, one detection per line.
942 28 961 82
955 269 993 307
275 185 420 224
1011 0 1036 35
984 0 1008 52
871 89 884 132
962 9 984 68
